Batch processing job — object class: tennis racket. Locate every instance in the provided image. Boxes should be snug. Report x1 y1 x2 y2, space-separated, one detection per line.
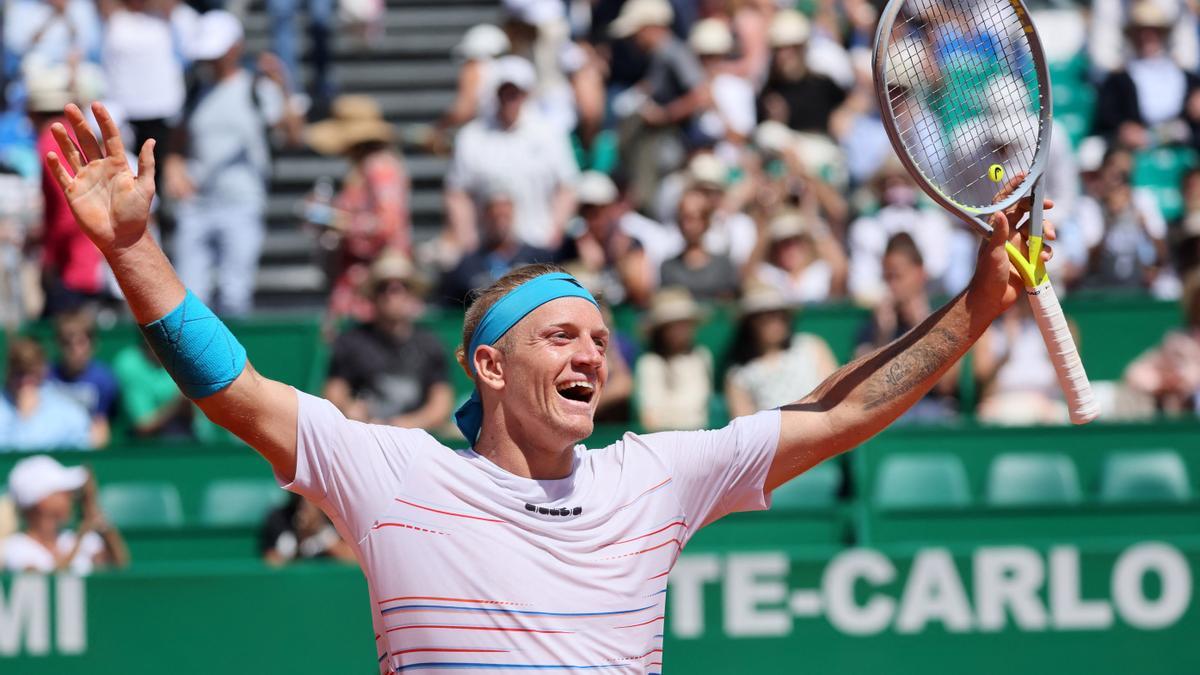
872 0 1098 424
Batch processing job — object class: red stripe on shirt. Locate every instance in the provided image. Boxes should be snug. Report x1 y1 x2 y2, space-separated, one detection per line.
394 498 506 523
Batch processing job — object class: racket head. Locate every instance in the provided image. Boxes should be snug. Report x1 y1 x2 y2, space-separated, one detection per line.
872 0 1053 237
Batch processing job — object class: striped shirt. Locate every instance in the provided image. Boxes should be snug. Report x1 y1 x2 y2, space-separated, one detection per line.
281 392 780 673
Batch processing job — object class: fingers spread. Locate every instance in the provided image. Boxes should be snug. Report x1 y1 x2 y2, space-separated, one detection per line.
93 102 127 160
45 152 74 192
50 123 84 174
64 103 103 162
136 139 157 197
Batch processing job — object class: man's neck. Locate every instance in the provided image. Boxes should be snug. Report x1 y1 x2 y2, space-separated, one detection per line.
473 409 576 480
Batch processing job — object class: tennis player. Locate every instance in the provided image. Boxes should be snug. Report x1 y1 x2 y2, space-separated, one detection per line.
48 102 1054 672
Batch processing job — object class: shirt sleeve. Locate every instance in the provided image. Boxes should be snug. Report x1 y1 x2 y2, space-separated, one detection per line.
638 409 781 531
280 390 428 542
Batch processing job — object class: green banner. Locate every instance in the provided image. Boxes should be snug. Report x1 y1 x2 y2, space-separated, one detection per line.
2 541 1196 674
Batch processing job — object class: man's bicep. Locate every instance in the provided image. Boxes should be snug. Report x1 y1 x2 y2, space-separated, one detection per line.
196 364 299 481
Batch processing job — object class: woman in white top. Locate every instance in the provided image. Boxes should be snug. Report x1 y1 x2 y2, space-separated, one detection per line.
725 284 838 417
751 211 847 304
2 455 128 574
634 287 713 431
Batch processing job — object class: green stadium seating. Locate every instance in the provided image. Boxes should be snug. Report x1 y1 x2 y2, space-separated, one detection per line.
771 460 841 511
99 482 185 529
986 453 1082 506
873 453 970 510
1100 451 1192 503
201 479 289 527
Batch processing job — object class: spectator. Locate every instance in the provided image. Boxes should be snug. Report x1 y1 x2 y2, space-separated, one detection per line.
758 10 846 136
973 300 1071 425
660 187 739 301
3 0 102 72
260 493 355 566
681 152 758 267
429 24 511 150
164 11 303 316
112 342 193 439
689 19 756 158
444 55 578 254
27 63 107 316
830 48 892 187
1090 0 1198 75
1124 269 1200 414
610 0 707 209
855 233 960 422
3 456 128 573
0 162 41 329
749 211 846 304
1094 1 1200 151
437 185 556 308
50 309 118 446
724 284 837 418
847 156 970 303
1075 147 1172 293
323 254 453 429
634 287 712 431
267 0 335 116
305 94 410 322
559 171 654 307
0 337 93 450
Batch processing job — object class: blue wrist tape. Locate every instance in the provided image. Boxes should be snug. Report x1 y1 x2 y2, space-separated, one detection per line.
140 291 248 399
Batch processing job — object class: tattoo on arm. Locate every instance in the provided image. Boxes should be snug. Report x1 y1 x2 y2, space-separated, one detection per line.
861 327 963 410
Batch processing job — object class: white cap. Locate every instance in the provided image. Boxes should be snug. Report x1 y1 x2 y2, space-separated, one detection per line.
610 0 674 39
187 10 244 61
688 153 728 188
493 55 537 92
7 456 88 510
769 10 811 48
577 171 618 205
689 18 734 56
768 212 811 242
454 24 510 60
754 120 797 155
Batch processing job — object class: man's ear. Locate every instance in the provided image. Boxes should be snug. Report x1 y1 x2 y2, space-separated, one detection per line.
474 344 505 393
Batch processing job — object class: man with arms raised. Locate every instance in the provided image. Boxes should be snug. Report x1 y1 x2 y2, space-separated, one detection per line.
46 102 1053 672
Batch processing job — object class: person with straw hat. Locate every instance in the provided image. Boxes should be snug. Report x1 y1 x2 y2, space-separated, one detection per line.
305 94 411 321
634 286 713 431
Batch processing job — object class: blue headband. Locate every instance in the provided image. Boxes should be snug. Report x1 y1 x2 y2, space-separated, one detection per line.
454 272 598 445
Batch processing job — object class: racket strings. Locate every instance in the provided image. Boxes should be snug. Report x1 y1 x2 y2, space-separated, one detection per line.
881 0 1045 209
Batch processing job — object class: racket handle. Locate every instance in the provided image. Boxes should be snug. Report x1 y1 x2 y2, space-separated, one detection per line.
1025 280 1099 424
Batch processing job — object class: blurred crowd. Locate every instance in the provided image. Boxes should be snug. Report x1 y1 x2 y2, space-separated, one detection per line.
1 0 1199 456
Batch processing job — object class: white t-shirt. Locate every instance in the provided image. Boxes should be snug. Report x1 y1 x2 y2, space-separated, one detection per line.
280 391 779 674
101 8 186 121
2 530 104 575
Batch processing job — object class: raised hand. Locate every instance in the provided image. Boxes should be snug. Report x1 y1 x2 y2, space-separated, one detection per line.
970 173 1057 311
46 102 156 256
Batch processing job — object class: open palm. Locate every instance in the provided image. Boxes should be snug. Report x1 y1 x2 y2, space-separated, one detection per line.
47 102 156 254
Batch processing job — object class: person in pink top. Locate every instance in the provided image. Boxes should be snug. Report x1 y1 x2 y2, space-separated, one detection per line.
46 101 1056 673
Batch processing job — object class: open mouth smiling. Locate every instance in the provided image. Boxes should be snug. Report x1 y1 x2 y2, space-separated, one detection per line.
556 381 595 404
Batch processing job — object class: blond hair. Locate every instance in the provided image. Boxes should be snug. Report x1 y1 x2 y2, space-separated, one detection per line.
457 263 566 376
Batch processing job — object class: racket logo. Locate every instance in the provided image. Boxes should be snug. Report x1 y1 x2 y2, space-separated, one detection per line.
988 164 1005 183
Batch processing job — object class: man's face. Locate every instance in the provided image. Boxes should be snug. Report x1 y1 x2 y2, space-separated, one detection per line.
677 193 711 245
580 202 615 237
492 298 610 446
483 197 515 246
496 84 527 128
883 251 927 303
373 279 421 323
58 329 93 373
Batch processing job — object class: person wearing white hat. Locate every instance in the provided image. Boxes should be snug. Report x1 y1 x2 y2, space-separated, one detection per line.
660 187 740 301
759 9 848 135
690 18 757 157
559 171 654 307
164 10 302 316
427 24 512 148
2 455 128 574
749 211 846 304
634 286 714 431
444 55 579 253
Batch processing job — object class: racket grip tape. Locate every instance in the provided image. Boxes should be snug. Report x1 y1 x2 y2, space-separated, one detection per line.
1025 280 1100 424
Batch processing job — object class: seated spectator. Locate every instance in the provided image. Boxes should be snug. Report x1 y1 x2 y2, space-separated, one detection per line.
559 171 653 307
686 153 759 267
1090 0 1198 75
855 233 960 422
324 254 453 429
0 162 41 329
725 284 837 417
0 338 93 450
165 11 303 317
973 300 1071 425
1124 269 1200 414
437 185 556 307
260 493 355 566
1075 147 1172 293
444 55 579 254
3 455 127 573
428 24 511 151
758 10 846 136
4 0 102 72
749 212 847 304
112 342 193 439
634 288 712 431
689 19 756 157
660 188 739 301
50 310 118 446
306 94 411 322
1094 1 1200 150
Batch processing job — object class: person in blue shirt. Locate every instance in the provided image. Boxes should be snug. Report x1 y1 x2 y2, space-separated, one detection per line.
49 309 119 447
0 337 93 450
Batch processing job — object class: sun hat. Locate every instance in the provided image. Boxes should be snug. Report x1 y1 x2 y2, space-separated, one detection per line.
645 287 707 329
305 95 396 155
609 0 674 39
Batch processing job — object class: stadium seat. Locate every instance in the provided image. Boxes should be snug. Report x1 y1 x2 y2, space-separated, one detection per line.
1099 451 1193 503
874 453 970 510
201 480 288 527
985 453 1082 506
99 482 184 529
771 460 841 511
